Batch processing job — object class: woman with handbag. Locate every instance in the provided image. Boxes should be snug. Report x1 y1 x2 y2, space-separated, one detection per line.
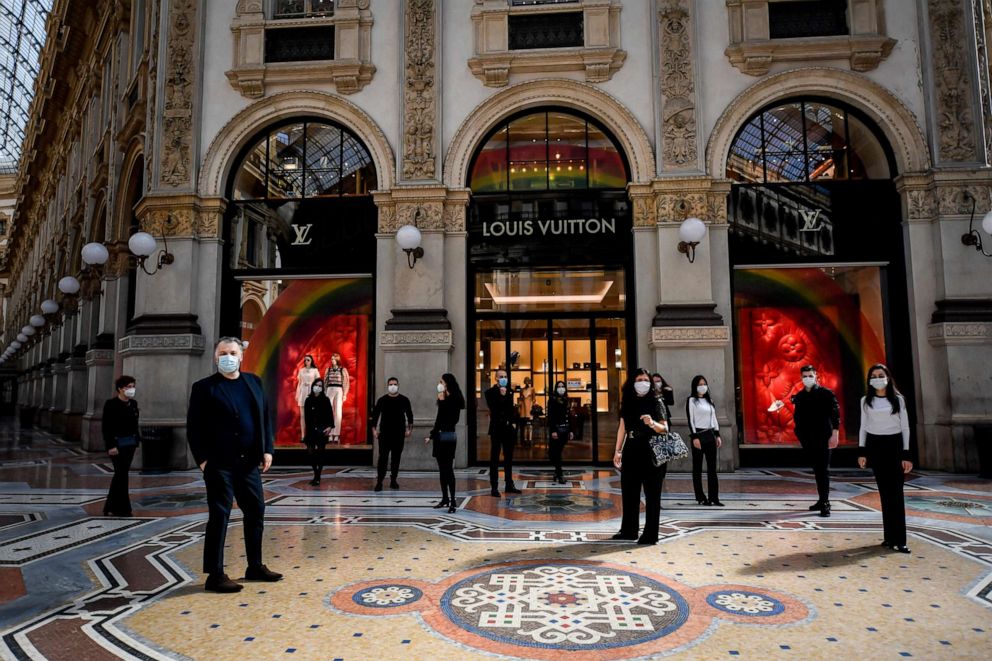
547 380 572 484
612 368 671 545
303 378 334 486
857 364 912 553
687 374 723 506
425 373 464 513
102 375 140 517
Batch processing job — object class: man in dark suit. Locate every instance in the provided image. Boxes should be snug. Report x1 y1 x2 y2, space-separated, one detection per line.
187 337 283 592
791 364 841 517
485 369 520 497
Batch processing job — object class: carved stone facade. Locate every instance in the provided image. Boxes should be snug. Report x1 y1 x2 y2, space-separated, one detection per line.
158 0 197 189
928 0 980 163
658 1 698 171
402 0 438 181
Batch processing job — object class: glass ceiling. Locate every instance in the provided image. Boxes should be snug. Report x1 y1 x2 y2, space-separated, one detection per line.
0 0 53 176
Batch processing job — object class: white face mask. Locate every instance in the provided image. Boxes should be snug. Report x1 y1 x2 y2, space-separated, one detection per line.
802 375 816 388
217 354 241 374
123 387 136 399
556 387 566 395
313 386 323 394
869 377 888 390
437 383 446 394
696 384 708 396
633 381 651 396
387 384 399 395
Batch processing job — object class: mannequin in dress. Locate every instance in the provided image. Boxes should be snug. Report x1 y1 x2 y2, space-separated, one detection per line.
296 355 320 440
518 377 535 445
323 352 350 443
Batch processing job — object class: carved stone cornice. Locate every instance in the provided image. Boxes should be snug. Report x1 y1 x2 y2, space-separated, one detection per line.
373 186 449 233
928 0 980 163
928 322 992 345
658 1 698 172
650 326 731 349
134 195 226 239
402 0 438 181
379 330 454 351
118 333 206 356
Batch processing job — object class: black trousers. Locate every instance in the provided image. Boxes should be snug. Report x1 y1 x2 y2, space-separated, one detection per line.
691 434 719 502
550 435 567 478
799 435 832 502
489 432 516 489
376 435 404 482
619 437 668 542
866 432 907 546
305 440 326 480
104 446 136 515
203 460 265 576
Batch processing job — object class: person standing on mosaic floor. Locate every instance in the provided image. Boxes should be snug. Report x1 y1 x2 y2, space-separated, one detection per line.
547 380 572 484
612 368 670 545
791 364 840 518
687 374 724 507
187 337 283 593
102 375 140 517
295 354 320 441
426 373 464 513
651 371 676 407
486 368 521 497
371 376 413 492
303 378 334 486
858 363 913 553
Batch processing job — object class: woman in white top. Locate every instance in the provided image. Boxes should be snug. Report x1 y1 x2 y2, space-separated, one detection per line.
296 355 320 440
857 363 912 554
686 374 723 506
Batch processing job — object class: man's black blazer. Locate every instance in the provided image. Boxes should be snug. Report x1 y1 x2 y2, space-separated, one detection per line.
485 384 516 439
187 372 274 467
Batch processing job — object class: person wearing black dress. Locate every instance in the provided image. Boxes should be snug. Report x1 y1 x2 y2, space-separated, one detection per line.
303 378 334 486
425 373 464 514
547 380 572 484
651 372 675 407
612 368 670 545
102 375 140 517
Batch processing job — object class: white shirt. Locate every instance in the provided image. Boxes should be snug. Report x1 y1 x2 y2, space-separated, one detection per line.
687 397 720 434
858 395 910 450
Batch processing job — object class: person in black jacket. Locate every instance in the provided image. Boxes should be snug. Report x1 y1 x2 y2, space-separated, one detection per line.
485 369 519 497
303 378 334 486
611 368 671 545
425 373 464 513
371 377 414 491
651 372 675 407
790 364 841 517
102 375 140 517
547 380 572 484
186 337 282 593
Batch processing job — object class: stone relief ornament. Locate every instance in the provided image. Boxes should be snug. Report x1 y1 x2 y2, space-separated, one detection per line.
975 0 992 162
929 0 979 162
906 189 939 220
658 1 697 170
159 0 197 188
402 0 437 181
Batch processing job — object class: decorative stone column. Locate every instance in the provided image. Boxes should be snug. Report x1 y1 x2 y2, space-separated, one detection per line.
656 0 702 175
49 314 76 435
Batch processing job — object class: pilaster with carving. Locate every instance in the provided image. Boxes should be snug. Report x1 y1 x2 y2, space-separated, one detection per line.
658 1 700 172
154 0 199 190
927 0 981 163
402 0 439 181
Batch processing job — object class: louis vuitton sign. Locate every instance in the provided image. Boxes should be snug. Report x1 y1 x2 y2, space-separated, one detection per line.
481 217 617 238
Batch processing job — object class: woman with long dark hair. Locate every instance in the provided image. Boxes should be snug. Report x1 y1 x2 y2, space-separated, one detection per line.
612 368 670 544
687 374 723 506
303 378 334 485
857 363 912 553
426 373 465 513
547 380 572 484
651 372 675 407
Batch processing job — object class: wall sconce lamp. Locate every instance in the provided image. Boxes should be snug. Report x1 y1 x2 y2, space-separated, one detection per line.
79 241 109 296
40 299 60 315
677 217 707 263
961 192 992 257
129 229 175 275
396 207 425 269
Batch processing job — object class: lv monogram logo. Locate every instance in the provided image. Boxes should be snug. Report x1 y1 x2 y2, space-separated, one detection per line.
798 209 822 232
291 223 314 245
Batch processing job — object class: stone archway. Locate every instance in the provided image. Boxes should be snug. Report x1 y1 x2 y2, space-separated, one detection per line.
198 90 396 199
706 68 931 177
444 78 656 188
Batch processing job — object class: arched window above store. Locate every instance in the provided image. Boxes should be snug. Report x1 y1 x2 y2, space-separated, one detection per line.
232 120 376 201
726 100 893 184
469 110 628 193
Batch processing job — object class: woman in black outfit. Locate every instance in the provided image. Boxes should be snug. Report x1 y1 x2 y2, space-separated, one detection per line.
102 375 140 517
686 374 723 506
651 372 675 407
612 368 670 545
303 379 334 486
547 380 572 484
425 373 464 513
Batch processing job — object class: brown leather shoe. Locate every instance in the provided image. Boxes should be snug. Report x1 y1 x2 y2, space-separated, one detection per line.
244 564 283 582
204 573 243 593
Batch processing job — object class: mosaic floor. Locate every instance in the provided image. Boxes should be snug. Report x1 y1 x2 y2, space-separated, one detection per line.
0 423 990 660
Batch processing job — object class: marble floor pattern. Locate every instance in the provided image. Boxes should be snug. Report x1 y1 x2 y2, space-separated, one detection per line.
0 424 990 659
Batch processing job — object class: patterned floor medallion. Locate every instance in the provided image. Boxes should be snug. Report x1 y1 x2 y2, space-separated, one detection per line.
333 560 809 659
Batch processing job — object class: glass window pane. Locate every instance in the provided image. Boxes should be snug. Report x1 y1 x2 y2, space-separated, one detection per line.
339 132 376 195
233 135 268 200
267 124 306 198
475 267 625 313
303 123 341 197
761 103 806 182
509 113 547 191
470 126 508 192
546 112 586 190
587 122 625 188
727 115 765 183
804 103 847 180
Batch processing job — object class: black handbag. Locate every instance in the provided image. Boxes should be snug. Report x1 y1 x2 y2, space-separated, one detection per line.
438 431 457 443
695 429 717 445
648 432 688 467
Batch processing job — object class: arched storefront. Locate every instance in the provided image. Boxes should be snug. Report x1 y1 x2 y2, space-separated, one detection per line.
725 98 915 465
466 108 634 466
219 118 379 464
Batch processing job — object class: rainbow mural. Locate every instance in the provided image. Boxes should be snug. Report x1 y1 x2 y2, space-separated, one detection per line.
734 267 887 446
241 278 372 449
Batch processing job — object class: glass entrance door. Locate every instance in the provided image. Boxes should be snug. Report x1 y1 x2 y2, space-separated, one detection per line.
473 316 626 465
